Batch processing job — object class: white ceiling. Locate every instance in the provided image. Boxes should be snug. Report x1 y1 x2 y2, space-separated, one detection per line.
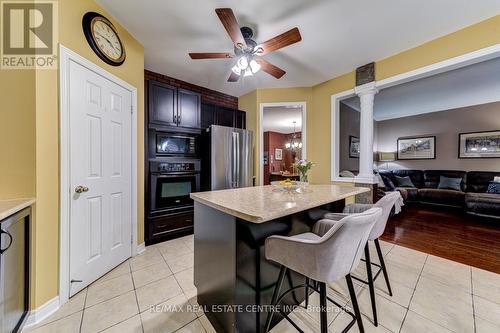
263 106 302 133
342 56 500 120
96 0 500 97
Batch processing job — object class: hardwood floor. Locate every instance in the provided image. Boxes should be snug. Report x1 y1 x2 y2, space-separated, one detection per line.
381 204 500 274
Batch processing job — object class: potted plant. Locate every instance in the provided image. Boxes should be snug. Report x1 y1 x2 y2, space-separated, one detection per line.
294 160 314 183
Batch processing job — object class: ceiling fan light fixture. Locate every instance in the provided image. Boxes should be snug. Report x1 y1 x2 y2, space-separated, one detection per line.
231 65 241 75
243 67 253 77
236 56 249 70
249 59 261 74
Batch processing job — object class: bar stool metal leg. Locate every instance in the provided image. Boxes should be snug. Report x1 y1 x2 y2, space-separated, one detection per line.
346 274 365 333
264 265 287 333
374 239 392 296
304 277 310 308
319 282 328 333
364 244 378 326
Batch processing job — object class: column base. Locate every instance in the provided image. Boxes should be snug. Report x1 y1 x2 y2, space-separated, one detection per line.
355 183 378 204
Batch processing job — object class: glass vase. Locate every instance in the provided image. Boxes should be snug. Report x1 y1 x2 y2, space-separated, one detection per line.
299 172 308 183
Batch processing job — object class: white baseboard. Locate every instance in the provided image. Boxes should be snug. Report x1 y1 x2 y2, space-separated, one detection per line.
23 296 60 329
136 242 146 255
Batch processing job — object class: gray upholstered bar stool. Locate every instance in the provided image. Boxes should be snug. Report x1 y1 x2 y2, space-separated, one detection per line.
324 191 402 327
264 207 383 333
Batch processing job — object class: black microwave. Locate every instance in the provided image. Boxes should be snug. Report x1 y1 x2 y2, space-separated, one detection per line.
156 133 197 156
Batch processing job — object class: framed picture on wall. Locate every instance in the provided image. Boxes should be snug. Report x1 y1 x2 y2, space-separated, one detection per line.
349 136 360 158
397 136 436 160
275 148 283 160
458 130 500 158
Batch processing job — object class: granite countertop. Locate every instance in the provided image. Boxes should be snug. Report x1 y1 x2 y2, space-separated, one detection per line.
0 198 36 221
191 185 369 223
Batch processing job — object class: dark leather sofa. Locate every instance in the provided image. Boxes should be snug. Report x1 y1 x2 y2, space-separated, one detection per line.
379 169 500 219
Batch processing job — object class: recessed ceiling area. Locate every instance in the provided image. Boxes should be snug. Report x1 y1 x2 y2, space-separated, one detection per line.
341 55 500 120
96 0 500 96
263 106 302 133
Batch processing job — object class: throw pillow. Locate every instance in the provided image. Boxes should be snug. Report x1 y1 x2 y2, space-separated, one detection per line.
339 170 356 178
438 176 463 191
376 173 385 188
487 181 500 194
395 175 415 188
380 174 396 191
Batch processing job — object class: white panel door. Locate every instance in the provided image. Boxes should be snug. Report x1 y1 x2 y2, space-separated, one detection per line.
68 60 132 296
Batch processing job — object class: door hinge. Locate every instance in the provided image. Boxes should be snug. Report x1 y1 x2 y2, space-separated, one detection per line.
130 105 133 114
70 279 83 284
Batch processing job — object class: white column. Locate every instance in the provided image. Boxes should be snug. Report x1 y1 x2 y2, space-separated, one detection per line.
355 82 378 183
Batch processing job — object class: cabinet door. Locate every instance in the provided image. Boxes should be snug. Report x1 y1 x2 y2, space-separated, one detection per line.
149 81 177 126
178 88 201 129
201 103 216 129
215 107 236 127
235 110 246 129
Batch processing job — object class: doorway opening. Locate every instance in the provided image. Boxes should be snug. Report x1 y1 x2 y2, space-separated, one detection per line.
259 102 306 185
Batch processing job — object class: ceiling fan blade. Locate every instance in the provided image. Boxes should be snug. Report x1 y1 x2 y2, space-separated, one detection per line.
257 59 286 79
189 52 233 59
215 8 246 48
228 72 240 82
256 27 302 56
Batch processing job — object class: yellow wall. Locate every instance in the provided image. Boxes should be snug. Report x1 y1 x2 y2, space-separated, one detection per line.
240 15 500 185
240 87 312 185
0 70 36 199
29 0 145 307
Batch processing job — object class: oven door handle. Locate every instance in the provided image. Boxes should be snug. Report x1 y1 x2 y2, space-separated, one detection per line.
153 173 198 178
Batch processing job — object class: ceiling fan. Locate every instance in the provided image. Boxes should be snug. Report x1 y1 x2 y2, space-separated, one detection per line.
189 8 302 82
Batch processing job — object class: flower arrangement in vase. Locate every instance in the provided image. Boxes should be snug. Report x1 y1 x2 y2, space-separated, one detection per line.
294 160 314 183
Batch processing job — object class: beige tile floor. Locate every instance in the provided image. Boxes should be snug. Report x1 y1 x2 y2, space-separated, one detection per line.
23 236 500 333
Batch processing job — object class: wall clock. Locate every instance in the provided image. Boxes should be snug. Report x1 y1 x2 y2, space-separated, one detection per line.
82 12 126 66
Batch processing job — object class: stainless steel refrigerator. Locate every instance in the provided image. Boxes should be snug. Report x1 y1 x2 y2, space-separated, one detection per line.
200 125 254 191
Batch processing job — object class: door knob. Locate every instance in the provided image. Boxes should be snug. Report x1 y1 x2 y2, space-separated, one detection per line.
75 186 89 193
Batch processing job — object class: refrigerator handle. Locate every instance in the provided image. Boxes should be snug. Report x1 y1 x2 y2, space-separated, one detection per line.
232 132 238 188
235 132 240 188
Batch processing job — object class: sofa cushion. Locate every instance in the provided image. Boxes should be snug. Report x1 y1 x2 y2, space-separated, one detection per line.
424 170 467 191
392 170 424 188
466 171 500 193
486 182 500 194
396 187 419 202
396 176 415 187
380 174 395 191
438 176 463 191
418 188 465 207
465 193 500 218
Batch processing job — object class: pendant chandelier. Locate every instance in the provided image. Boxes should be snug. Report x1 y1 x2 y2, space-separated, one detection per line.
285 121 302 150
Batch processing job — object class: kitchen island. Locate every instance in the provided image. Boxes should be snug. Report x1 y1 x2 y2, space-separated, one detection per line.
191 184 369 333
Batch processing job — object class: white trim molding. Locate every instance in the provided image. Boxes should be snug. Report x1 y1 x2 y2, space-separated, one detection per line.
58 45 138 306
22 296 60 329
136 243 146 255
331 43 500 183
258 102 307 186
330 90 356 183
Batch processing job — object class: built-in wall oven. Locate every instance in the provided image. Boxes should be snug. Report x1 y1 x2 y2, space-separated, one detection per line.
150 158 200 213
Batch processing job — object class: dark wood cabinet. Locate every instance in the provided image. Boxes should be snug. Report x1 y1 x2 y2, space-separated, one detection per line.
149 81 176 127
201 103 246 129
148 81 201 129
216 107 236 127
235 110 246 129
201 103 217 129
178 88 201 129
